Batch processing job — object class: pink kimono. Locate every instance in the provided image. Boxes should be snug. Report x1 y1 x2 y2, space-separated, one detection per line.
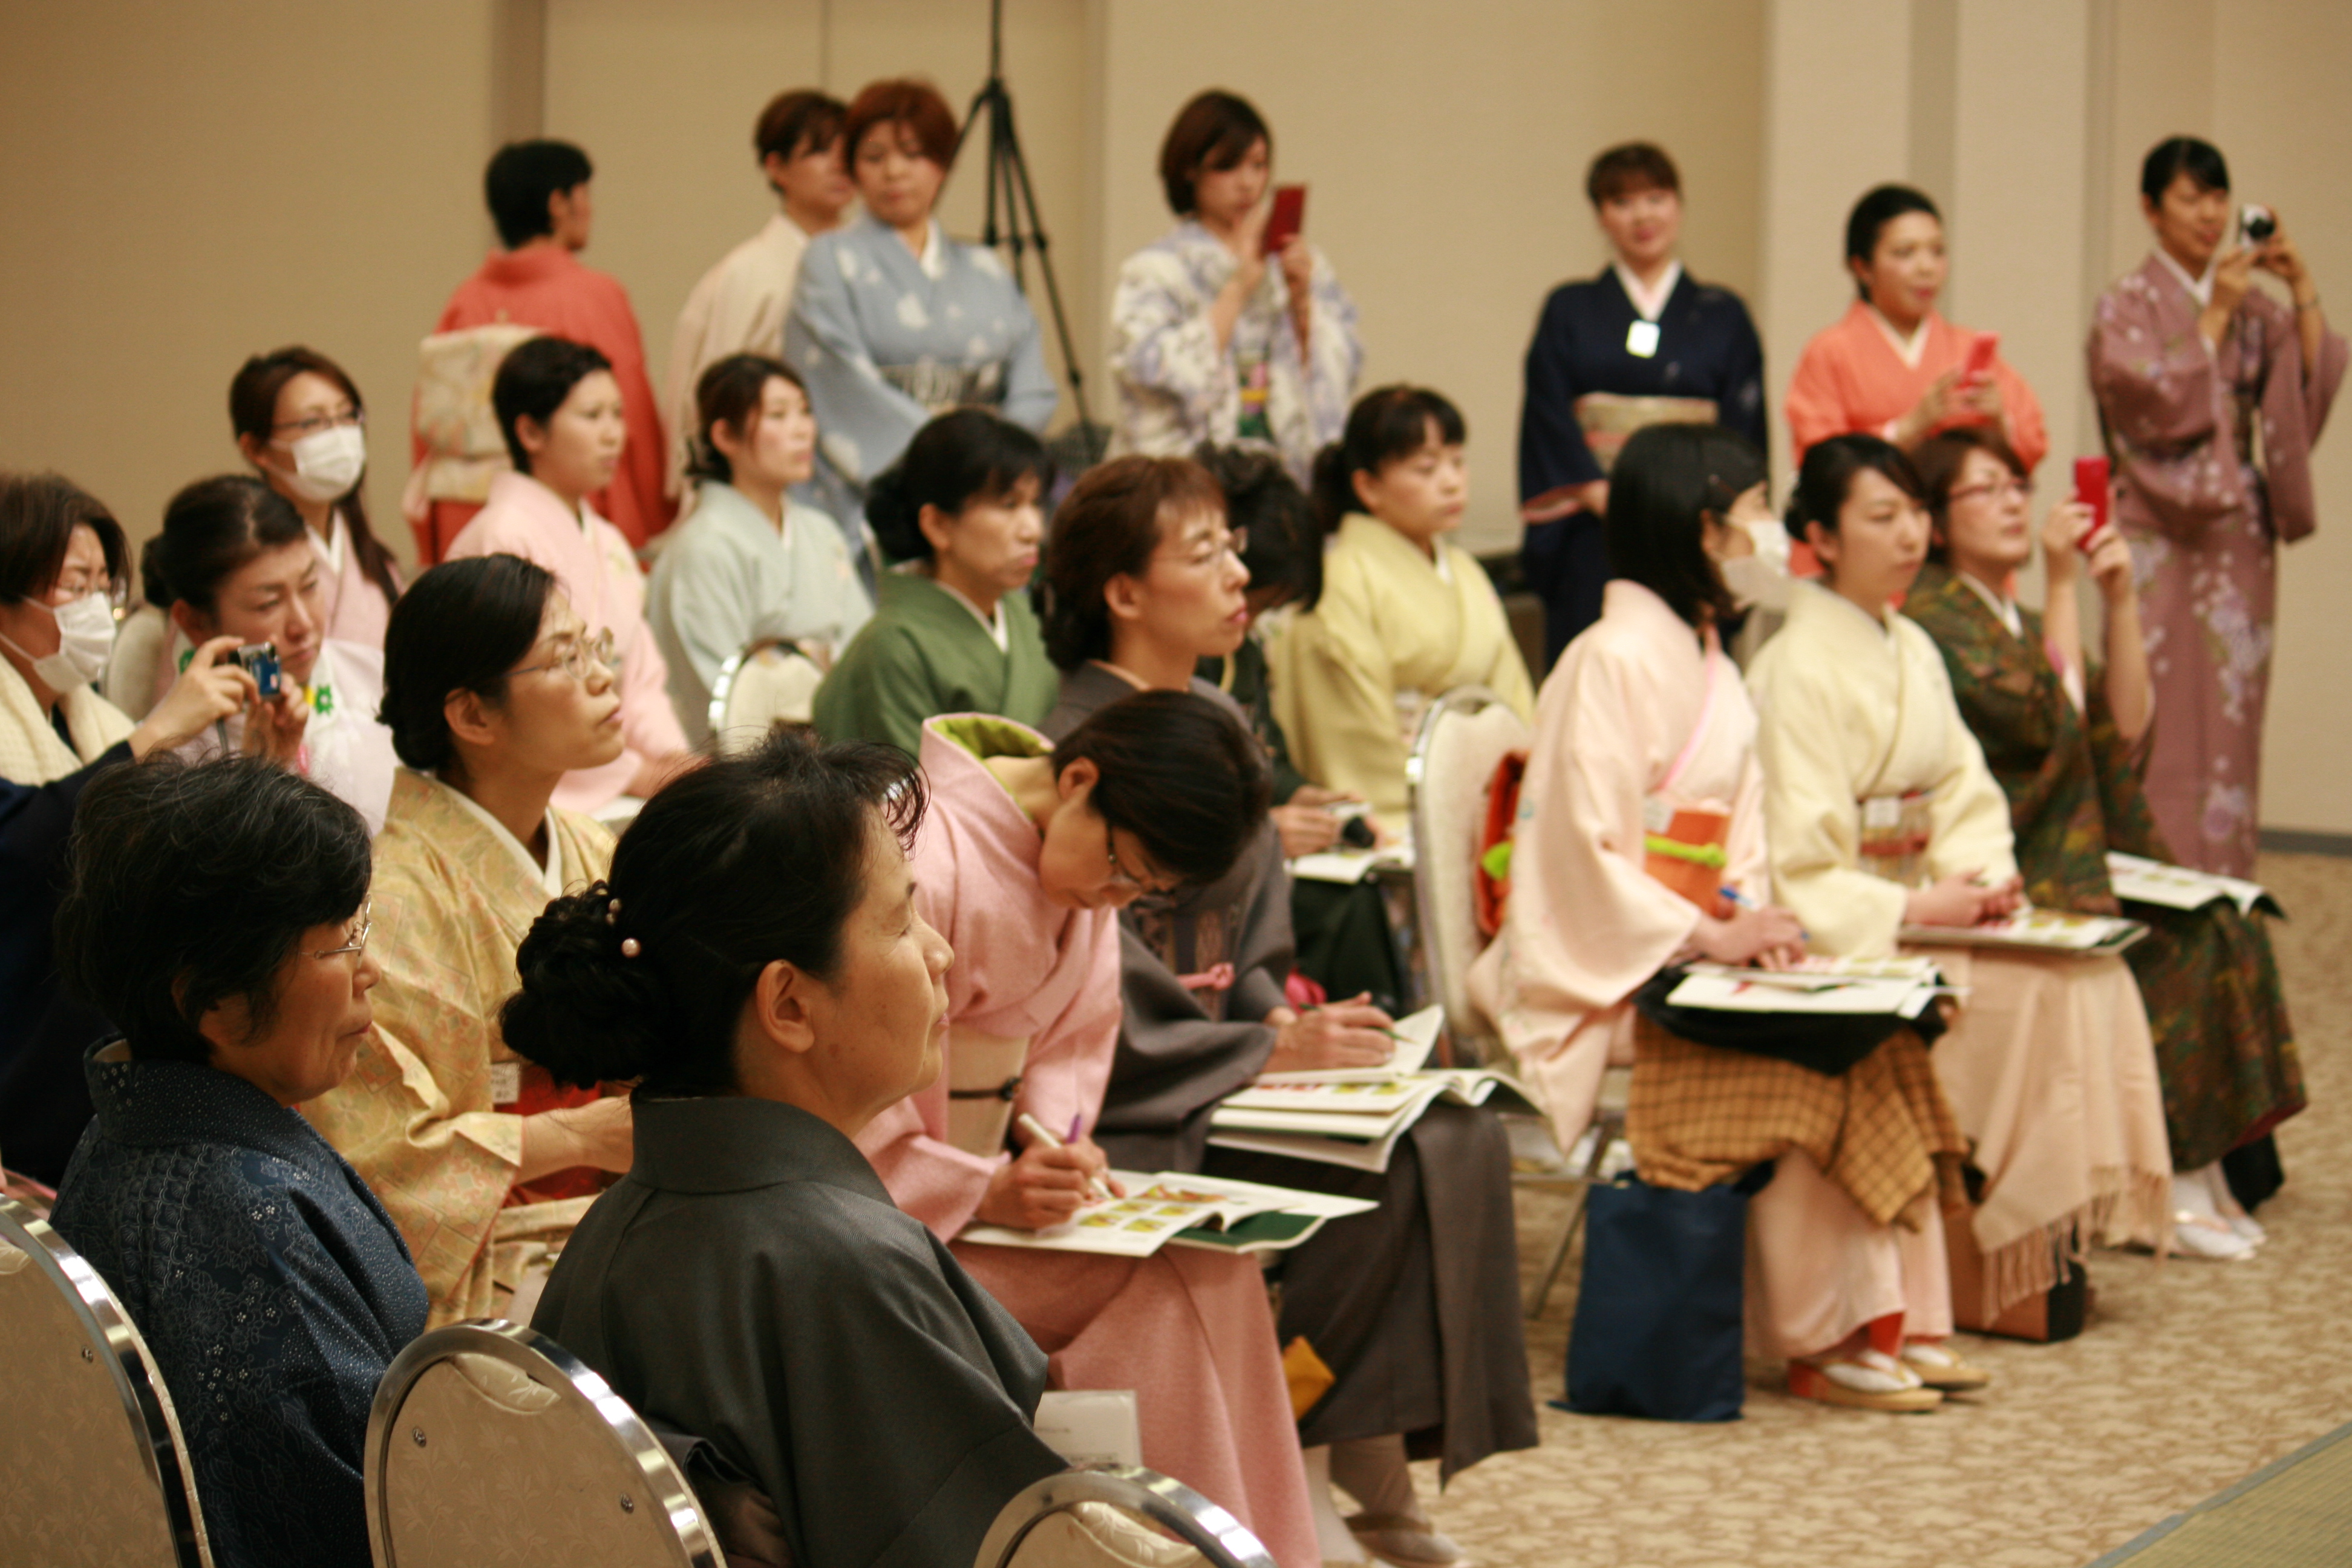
2087 255 2347 875
310 510 394 651
443 471 687 816
1787 301 2050 472
857 718 1318 1568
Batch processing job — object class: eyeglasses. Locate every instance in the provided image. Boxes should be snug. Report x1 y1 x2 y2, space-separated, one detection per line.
1946 478 2033 506
1102 816 1175 896
272 409 366 439
512 626 618 683
1165 526 1247 570
44 572 124 610
305 902 373 962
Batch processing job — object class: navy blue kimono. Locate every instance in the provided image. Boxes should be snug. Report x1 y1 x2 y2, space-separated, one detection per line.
51 1042 430 1568
1518 267 1766 667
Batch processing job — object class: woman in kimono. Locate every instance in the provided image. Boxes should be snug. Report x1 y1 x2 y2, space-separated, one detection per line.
230 345 403 650
1748 434 2172 1325
1907 430 2302 1255
511 728 1070 1568
1518 142 1768 665
2087 136 2345 879
812 409 1059 756
147 475 399 833
647 353 871 746
1268 385 1535 818
858 691 1318 1568
1041 455 1535 1568
1473 423 1980 1410
445 335 692 817
1108 90 1361 483
304 554 635 1325
1785 186 2048 474
785 77 1057 566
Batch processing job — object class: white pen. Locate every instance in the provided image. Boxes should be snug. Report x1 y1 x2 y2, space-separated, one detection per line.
1015 1112 1116 1203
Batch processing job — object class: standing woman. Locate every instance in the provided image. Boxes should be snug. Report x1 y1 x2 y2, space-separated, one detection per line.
1785 186 2047 473
2087 136 2345 878
785 78 1057 569
1109 90 1361 483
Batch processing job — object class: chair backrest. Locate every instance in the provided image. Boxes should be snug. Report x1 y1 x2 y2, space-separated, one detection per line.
708 637 829 754
103 603 171 720
0 1197 209 1568
366 1321 722 1568
1406 685 1532 1064
976 1465 1275 1568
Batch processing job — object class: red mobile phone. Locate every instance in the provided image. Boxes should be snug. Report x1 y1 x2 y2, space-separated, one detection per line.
2073 456 2112 550
1961 332 2000 386
1263 185 1307 256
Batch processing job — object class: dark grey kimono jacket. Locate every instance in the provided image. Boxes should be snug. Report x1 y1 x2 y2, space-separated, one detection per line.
1044 664 1535 1483
533 1096 1066 1568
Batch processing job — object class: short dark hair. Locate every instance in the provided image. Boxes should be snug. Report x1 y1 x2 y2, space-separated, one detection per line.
0 472 127 608
1844 184 1942 300
1158 91 1271 215
56 755 371 1066
843 79 959 175
1040 455 1227 670
755 88 847 167
145 475 307 616
377 554 558 771
1604 425 1749 630
688 353 808 487
1786 432 1927 550
866 408 1054 563
1587 142 1681 207
1193 443 1322 610
1309 385 1468 533
1056 690 1269 887
1912 427 2028 565
501 727 928 1097
2140 136 2230 203
492 336 614 472
229 346 401 610
485 139 593 250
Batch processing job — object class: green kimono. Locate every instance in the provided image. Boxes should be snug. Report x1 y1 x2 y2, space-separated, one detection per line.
1904 564 2303 1170
810 570 1059 757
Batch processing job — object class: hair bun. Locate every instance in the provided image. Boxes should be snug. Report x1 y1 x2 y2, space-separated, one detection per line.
499 882 670 1088
864 462 928 561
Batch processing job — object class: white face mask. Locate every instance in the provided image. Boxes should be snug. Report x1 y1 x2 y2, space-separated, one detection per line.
275 423 368 503
1 591 117 691
1719 514 1793 612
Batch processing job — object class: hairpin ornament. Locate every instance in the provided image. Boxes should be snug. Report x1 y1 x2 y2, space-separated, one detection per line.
606 897 622 924
620 937 642 958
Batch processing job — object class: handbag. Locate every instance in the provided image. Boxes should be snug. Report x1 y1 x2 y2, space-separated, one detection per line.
1563 1163 1772 1422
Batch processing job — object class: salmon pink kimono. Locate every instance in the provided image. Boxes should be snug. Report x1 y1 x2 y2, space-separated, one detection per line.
857 716 1318 1568
1786 301 2049 472
310 510 394 651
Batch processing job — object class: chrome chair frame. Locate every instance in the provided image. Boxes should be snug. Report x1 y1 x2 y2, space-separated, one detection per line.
707 635 828 751
975 1465 1275 1568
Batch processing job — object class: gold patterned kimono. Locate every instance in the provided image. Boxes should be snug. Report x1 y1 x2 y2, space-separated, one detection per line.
302 768 615 1324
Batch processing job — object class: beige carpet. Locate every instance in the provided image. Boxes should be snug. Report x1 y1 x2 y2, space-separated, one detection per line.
1410 852 2352 1568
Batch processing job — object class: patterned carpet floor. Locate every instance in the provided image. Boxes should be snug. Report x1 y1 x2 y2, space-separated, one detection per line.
1408 851 2352 1568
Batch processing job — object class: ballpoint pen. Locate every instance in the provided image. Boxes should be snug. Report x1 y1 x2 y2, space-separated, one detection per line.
1016 1112 1116 1202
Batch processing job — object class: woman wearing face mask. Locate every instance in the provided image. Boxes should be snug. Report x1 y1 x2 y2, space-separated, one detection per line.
647 353 871 745
811 408 1058 757
1747 434 2172 1335
445 335 692 816
231 345 403 650
0 472 255 1183
1268 385 1535 820
302 554 636 1325
1785 186 2047 473
855 690 1318 1568
148 475 400 833
1109 90 1361 483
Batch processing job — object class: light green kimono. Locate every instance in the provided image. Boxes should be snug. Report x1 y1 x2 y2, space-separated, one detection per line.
810 568 1059 757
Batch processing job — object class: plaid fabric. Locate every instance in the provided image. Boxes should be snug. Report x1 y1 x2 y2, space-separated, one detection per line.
1627 1016 1966 1226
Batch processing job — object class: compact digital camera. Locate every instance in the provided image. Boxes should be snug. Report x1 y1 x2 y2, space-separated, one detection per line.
2241 204 2276 245
233 642 283 700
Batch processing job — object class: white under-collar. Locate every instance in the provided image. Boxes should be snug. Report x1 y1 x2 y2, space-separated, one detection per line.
2154 247 2216 309
430 771 566 896
916 220 946 281
1867 304 1931 369
932 575 1009 653
309 510 348 576
1613 259 1682 322
1958 569 2023 639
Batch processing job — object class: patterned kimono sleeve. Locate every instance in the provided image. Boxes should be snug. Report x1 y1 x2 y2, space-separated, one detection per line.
1109 247 1229 432
2082 666 2170 863
1293 248 1362 453
2086 281 2232 534
785 238 929 490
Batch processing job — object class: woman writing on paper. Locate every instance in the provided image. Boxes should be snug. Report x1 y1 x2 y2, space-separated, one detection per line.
855 689 1317 1568
1906 430 2302 1255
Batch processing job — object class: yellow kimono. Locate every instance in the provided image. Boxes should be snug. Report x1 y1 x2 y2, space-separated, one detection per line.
302 767 615 1324
1266 512 1534 817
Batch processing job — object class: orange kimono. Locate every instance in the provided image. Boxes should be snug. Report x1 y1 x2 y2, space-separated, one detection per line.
1786 301 2049 473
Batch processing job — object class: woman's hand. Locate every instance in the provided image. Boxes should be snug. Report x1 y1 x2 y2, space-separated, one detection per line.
1264 996 1394 1074
2200 246 2255 347
128 636 255 759
2039 498 2095 590
1894 370 1965 448
1690 904 1807 968
1903 872 2024 927
519 1093 636 1182
1288 785 1358 810
976 1135 1119 1230
241 685 310 766
2254 217 2310 291
1272 802 1342 860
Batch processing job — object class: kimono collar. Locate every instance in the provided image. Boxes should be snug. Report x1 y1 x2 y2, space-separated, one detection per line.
629 1094 897 1201
82 1038 344 1171
1612 259 1684 322
927 571 1008 652
1864 302 1935 368
699 480 792 551
309 510 348 577
414 768 567 895
1792 576 1899 640
485 469 602 538
2152 247 2216 309
1955 568 2024 639
916 218 947 280
479 243 579 287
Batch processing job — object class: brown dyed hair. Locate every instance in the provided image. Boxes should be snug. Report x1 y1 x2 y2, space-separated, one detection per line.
843 79 960 175
0 472 127 607
1158 91 1272 216
1912 427 2027 564
229 346 402 608
1041 456 1227 670
688 353 809 486
755 88 847 166
1587 142 1681 207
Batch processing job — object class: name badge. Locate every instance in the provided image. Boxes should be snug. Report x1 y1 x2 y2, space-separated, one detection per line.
489 1060 522 1108
1625 320 1661 358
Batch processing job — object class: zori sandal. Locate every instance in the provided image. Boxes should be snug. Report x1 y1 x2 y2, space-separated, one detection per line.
1788 1348 1942 1412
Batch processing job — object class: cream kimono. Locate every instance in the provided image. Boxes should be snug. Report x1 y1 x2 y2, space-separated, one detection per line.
1266 513 1534 817
1748 581 2171 1313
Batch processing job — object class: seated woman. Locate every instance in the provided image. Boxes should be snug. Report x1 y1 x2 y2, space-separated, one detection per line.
1906 431 2302 1258
444 335 691 815
647 352 871 746
513 729 1067 1568
304 554 634 1325
811 408 1059 756
149 474 399 832
857 689 1315 1567
0 472 253 1183
50 755 426 1568
1470 424 1976 1410
1042 456 1534 1567
1267 385 1534 818
1109 90 1361 482
1746 434 2172 1328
